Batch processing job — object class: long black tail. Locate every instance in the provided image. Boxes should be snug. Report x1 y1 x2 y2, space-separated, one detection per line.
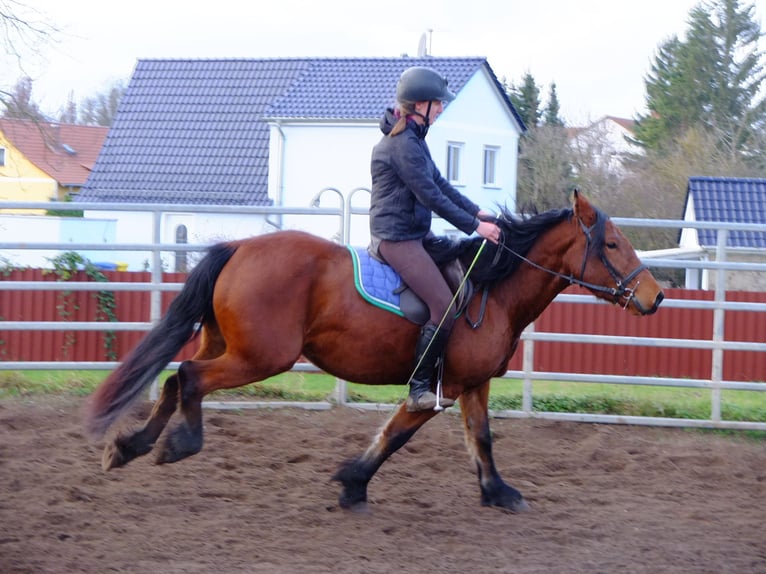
84 242 238 438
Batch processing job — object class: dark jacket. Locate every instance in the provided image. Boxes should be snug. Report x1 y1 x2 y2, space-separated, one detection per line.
369 108 480 241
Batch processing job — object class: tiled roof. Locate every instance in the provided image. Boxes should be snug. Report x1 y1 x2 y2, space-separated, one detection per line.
0 119 108 186
80 57 521 206
687 176 766 248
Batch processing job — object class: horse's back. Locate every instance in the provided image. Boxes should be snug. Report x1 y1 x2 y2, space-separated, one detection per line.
213 230 351 317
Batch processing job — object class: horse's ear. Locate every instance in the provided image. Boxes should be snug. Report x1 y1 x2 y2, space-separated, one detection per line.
572 188 596 223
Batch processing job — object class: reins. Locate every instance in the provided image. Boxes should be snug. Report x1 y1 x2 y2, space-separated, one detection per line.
483 215 646 310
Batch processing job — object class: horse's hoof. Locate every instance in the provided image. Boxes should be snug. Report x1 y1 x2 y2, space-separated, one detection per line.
511 497 531 513
486 495 530 513
101 442 126 471
341 500 369 514
155 424 202 465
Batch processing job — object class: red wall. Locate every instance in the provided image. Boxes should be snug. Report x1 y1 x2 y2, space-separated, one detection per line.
2 271 764 381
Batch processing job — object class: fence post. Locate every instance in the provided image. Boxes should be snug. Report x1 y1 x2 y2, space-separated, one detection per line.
149 209 163 401
522 323 535 413
710 228 728 423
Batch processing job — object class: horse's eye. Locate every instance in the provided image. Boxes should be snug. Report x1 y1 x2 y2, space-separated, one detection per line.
606 241 618 250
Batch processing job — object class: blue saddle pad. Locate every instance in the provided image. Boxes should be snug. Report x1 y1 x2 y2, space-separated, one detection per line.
347 246 406 317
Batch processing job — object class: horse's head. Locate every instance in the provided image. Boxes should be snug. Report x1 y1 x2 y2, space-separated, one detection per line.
567 190 664 315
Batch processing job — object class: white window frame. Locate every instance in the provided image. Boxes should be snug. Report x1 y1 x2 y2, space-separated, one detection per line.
446 142 464 184
483 146 500 187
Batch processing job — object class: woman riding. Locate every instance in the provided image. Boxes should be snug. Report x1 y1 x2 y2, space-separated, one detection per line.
369 66 501 412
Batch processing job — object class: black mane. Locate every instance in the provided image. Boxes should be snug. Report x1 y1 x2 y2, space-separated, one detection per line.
456 205 575 286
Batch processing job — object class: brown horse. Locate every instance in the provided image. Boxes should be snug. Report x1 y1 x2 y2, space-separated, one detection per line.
85 191 663 513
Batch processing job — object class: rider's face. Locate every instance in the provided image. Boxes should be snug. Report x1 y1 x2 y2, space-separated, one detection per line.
414 100 444 123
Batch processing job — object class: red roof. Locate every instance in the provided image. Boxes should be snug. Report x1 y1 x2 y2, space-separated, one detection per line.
0 119 108 187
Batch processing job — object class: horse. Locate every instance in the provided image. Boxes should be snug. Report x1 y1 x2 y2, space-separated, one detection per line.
84 191 664 513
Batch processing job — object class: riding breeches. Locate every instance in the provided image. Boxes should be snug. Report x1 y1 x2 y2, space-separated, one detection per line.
377 238 456 333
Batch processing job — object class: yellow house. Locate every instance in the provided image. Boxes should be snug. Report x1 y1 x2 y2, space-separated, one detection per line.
0 119 108 214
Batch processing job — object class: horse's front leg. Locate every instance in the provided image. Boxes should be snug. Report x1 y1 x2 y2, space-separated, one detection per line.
332 404 438 512
460 381 528 512
101 373 180 470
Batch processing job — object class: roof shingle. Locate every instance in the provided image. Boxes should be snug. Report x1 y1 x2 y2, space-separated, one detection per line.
0 119 108 187
687 176 766 249
80 57 519 206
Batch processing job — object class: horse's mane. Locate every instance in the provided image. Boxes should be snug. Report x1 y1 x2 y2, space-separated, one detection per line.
456 205 576 286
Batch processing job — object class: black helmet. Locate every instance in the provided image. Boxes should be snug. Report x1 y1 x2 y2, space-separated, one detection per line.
396 66 456 103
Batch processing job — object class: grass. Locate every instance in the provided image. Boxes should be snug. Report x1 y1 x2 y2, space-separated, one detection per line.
1 370 764 427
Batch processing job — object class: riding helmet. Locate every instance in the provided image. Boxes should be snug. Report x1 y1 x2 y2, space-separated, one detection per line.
396 66 456 103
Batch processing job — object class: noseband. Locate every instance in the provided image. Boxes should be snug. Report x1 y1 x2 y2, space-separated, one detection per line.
576 218 646 308
494 215 646 309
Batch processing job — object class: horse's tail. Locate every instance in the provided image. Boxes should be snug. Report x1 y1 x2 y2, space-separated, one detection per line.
84 242 238 439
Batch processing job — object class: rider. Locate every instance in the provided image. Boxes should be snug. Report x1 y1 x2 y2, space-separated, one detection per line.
369 66 501 412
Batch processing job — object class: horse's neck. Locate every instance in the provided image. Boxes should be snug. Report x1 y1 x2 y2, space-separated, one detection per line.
493 240 572 334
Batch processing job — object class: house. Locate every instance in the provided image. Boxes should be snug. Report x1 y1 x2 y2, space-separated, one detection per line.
0 119 108 213
679 176 766 290
78 57 526 270
568 116 640 174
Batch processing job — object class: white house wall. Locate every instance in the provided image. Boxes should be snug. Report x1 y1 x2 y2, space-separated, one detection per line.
273 122 377 247
428 68 520 220
0 214 116 268
272 70 521 247
83 210 273 271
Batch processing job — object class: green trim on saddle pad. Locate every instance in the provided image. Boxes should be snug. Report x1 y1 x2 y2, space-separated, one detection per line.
347 245 405 317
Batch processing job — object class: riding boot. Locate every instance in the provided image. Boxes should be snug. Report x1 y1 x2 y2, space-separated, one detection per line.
406 323 455 412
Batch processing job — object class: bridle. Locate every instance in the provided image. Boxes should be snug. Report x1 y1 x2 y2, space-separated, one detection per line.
494 214 647 309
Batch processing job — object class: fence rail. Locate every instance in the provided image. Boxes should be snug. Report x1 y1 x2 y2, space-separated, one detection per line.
1 199 764 430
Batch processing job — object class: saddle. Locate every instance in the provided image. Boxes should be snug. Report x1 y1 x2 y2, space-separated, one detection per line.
347 243 474 325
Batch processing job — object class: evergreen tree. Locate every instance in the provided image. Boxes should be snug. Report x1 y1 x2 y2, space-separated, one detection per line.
543 82 565 126
634 0 766 161
509 72 542 128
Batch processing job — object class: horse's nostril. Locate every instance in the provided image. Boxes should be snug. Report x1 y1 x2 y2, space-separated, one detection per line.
655 291 665 306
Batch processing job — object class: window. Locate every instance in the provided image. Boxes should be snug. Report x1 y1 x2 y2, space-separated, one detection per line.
175 224 188 273
446 142 463 183
483 146 499 186
0 147 5 167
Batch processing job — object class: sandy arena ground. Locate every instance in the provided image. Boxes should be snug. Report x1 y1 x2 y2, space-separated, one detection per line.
1 396 764 573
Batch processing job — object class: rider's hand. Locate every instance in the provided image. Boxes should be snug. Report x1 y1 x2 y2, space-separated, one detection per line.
477 209 496 222
476 220 501 244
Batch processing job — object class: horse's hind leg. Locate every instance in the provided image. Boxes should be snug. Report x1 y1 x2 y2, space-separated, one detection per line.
101 322 227 470
101 373 180 470
460 381 528 512
333 405 438 512
155 346 300 465
154 359 208 464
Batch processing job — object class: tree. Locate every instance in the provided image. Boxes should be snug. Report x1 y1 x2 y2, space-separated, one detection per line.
543 82 564 127
1 2 58 115
516 124 574 211
633 0 766 163
78 80 126 126
2 75 43 120
509 72 542 128
58 90 77 124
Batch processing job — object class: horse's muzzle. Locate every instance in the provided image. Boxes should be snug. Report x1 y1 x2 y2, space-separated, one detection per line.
636 290 664 315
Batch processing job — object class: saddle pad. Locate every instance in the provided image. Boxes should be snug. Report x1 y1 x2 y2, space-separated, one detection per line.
347 246 405 317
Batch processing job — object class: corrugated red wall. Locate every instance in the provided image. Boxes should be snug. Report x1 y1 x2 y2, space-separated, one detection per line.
1 271 764 381
0 269 198 362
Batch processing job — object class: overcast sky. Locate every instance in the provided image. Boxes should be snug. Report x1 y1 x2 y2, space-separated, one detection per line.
5 0 765 125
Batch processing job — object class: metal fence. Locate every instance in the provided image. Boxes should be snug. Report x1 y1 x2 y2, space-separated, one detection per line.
1 198 764 430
